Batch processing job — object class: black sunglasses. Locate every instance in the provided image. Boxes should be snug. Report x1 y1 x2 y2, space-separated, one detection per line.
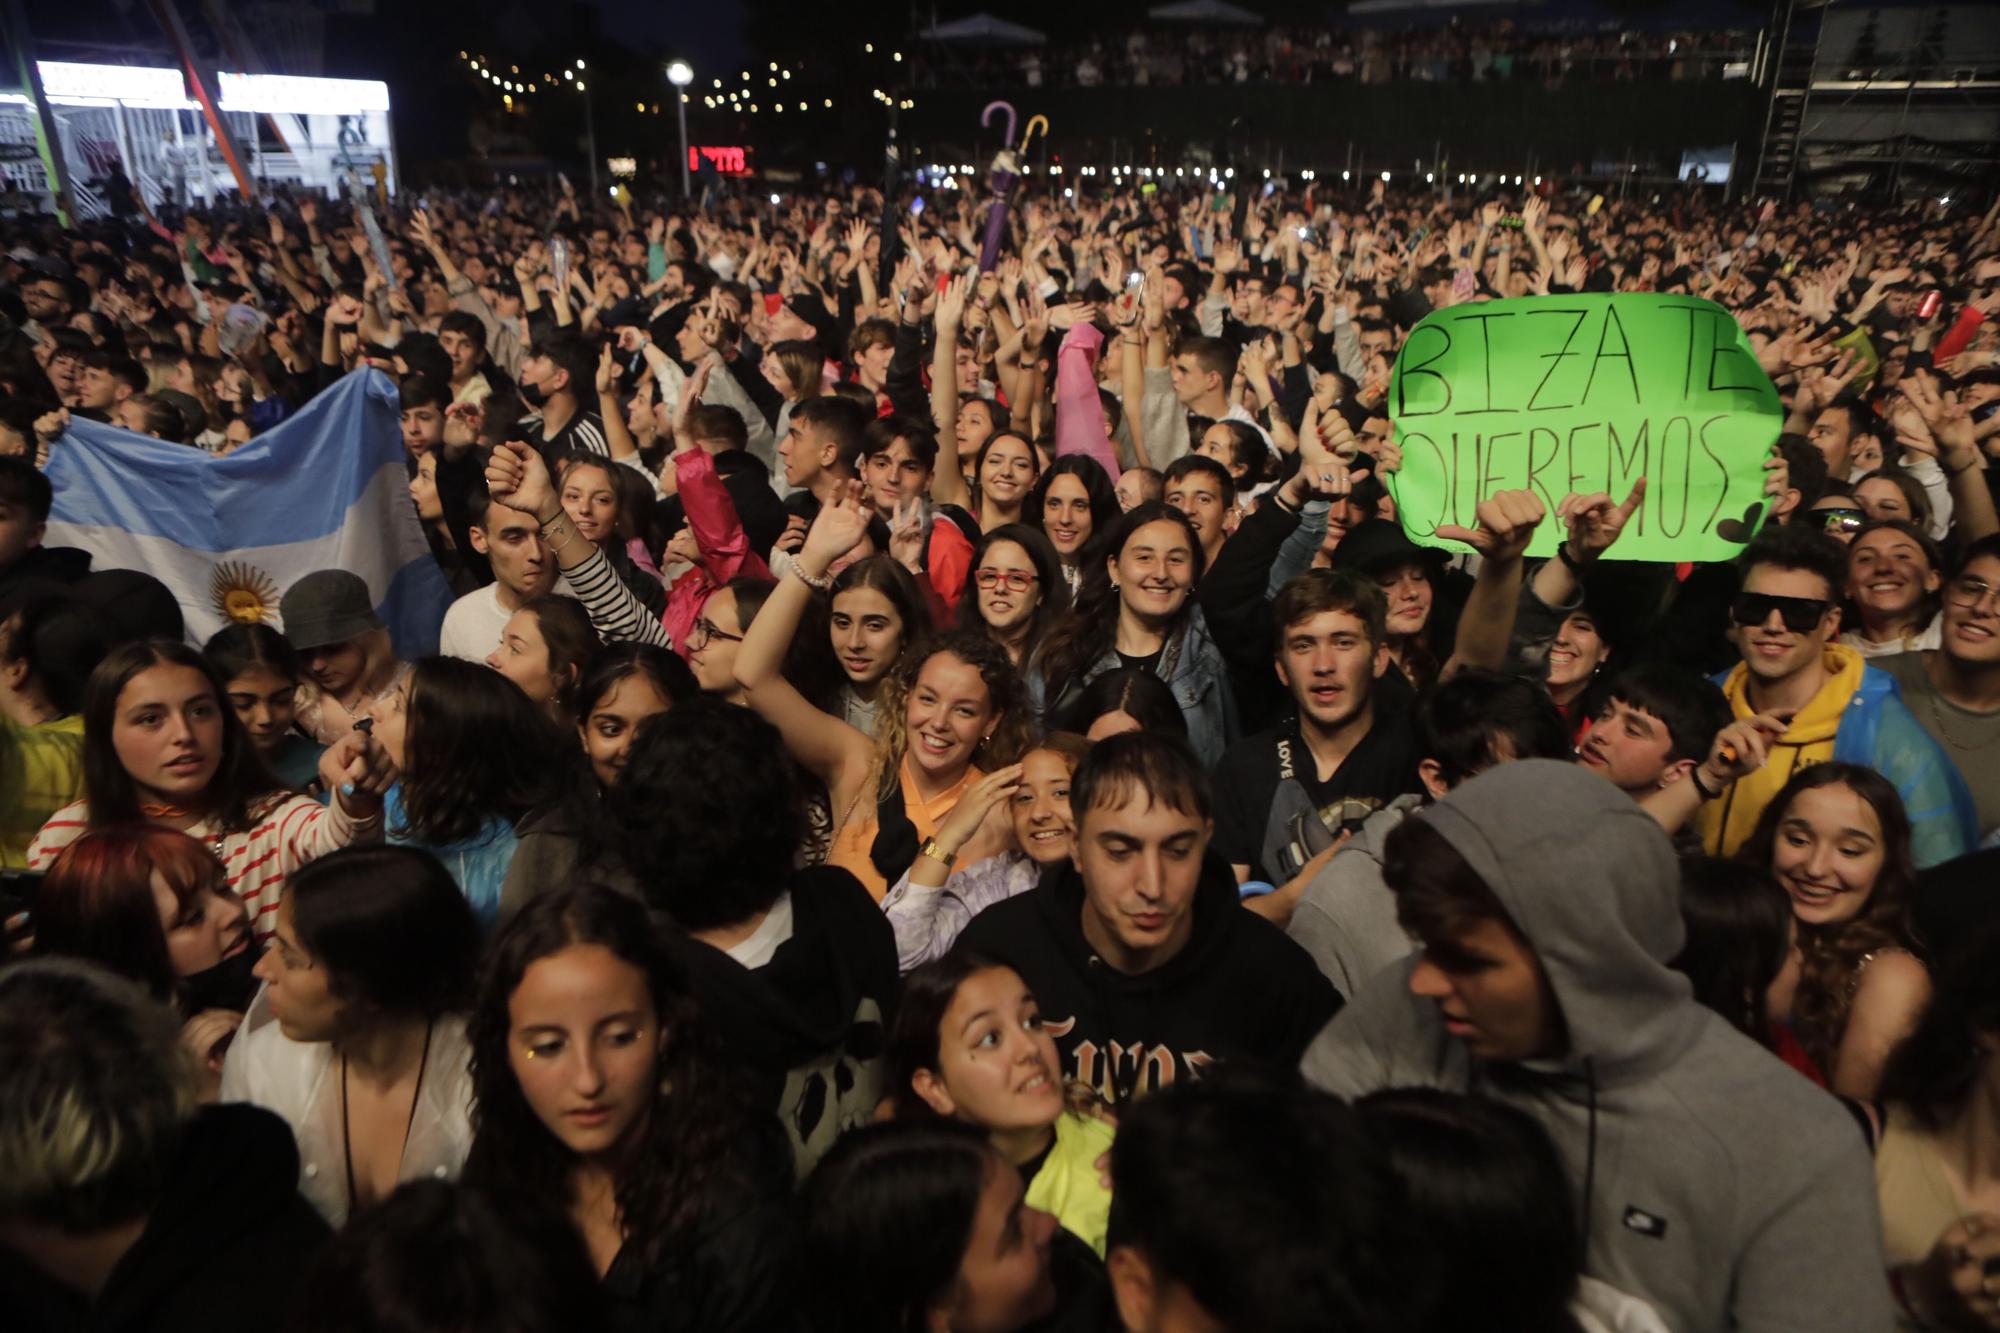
1731 592 1832 633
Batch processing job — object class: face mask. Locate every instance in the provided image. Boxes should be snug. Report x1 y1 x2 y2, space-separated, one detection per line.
181 942 261 1015
518 376 549 408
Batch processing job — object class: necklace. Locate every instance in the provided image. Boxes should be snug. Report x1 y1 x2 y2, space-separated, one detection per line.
341 1022 434 1213
1929 689 2000 752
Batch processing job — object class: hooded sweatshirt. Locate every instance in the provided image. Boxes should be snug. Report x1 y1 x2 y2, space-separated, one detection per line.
1302 760 1892 1333
6 1103 330 1333
956 852 1339 1105
663 864 898 1178
1286 793 1424 1000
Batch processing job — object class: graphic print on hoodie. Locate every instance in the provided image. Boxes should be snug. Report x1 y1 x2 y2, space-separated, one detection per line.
666 865 900 1177
955 853 1339 1104
1301 760 1894 1333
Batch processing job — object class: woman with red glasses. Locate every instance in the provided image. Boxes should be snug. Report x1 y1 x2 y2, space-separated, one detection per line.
958 525 1071 670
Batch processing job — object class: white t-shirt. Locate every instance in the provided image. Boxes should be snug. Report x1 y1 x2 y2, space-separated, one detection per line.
436 579 577 661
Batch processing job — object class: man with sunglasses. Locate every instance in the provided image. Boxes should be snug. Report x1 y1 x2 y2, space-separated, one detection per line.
1876 534 2000 841
1692 525 1974 866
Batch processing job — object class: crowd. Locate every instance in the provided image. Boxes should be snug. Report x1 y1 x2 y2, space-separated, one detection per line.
937 23 1751 91
0 153 1998 1333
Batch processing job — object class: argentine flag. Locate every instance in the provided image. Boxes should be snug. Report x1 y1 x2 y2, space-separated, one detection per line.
43 368 453 654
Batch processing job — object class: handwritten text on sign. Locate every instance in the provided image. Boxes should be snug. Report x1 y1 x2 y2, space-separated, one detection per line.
1386 294 1783 562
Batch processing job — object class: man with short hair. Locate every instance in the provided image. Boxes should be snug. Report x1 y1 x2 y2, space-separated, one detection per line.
17 274 72 345
779 395 869 504
859 413 936 520
437 482 561 661
955 731 1338 1103
1302 761 1896 1333
64 349 144 418
1878 533 2000 840
516 331 607 461
1106 1073 1406 1333
1686 525 1972 864
1209 569 1421 894
1162 455 1236 567
1288 670 1572 999
434 310 495 405
1575 662 1731 797
1168 335 1242 423
0 959 329 1332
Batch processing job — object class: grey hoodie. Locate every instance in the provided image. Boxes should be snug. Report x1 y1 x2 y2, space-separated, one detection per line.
1286 793 1423 1000
1301 760 1892 1333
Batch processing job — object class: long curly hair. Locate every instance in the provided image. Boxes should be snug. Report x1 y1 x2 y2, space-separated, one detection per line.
1738 762 1918 1075
463 885 759 1267
1031 502 1205 709
871 629 1035 801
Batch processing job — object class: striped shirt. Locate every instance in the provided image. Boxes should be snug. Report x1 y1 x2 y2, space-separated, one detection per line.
524 408 609 460
28 792 384 937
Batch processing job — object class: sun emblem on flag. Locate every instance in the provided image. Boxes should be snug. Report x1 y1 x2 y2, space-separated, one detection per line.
208 561 280 625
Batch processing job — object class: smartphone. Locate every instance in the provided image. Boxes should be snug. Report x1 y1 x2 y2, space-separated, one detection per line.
910 197 926 216
2 869 43 947
764 292 784 316
1917 289 1944 320
1125 271 1145 291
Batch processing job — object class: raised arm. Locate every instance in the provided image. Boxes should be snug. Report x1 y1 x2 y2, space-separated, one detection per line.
732 486 877 796
930 273 974 508
484 439 671 649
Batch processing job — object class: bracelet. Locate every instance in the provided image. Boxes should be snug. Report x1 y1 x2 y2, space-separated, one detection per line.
792 563 833 592
917 837 953 868
1689 768 1721 802
1556 541 1586 574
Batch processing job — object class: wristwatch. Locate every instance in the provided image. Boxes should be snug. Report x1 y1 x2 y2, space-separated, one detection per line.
918 837 953 868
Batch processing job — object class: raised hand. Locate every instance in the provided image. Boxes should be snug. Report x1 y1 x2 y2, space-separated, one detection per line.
485 439 558 521
799 479 874 572
1434 489 1546 563
1557 479 1645 560
888 495 928 572
936 271 972 332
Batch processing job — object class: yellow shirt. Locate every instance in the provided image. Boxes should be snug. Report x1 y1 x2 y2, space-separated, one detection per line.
1697 645 1864 858
0 714 84 869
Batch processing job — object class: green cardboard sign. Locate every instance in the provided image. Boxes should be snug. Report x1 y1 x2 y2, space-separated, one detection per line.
1386 294 1783 561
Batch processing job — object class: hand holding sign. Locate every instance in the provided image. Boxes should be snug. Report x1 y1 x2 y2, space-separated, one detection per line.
1387 293 1782 562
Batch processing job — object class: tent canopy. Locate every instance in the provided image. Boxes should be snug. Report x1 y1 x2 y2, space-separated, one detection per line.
920 13 1049 45
1147 0 1265 24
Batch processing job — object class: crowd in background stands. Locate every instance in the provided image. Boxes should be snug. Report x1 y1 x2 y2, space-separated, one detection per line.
0 158 1999 1333
932 23 1753 90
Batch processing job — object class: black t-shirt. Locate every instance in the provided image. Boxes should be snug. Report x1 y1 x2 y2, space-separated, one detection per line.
1210 708 1423 885
1116 647 1164 675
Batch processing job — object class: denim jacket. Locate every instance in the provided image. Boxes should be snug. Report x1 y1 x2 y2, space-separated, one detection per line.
1033 606 1240 769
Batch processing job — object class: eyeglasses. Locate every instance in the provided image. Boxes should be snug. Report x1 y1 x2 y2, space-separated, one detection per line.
1946 575 2000 613
687 616 743 650
974 568 1039 592
1730 592 1833 633
1813 507 1865 536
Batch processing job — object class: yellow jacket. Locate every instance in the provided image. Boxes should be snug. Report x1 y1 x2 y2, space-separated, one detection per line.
1696 645 1863 857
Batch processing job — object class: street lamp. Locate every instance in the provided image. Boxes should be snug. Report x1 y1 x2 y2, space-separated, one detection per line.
666 60 694 198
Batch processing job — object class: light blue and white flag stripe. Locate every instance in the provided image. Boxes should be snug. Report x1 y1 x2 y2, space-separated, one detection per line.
43 368 453 654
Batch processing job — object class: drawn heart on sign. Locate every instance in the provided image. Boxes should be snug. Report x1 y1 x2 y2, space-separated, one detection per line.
1715 502 1765 545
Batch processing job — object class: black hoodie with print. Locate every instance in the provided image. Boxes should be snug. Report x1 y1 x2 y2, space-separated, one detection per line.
663 864 899 1178
955 852 1339 1105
